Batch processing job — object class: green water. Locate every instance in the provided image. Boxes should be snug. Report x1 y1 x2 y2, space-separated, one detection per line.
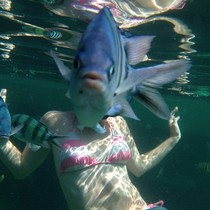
0 0 210 209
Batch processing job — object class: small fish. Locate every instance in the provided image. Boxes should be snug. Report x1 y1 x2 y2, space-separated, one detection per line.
0 96 62 150
11 114 62 150
0 96 22 139
51 7 191 132
47 30 63 40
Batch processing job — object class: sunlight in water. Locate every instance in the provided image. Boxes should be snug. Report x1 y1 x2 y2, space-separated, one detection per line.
0 40 15 59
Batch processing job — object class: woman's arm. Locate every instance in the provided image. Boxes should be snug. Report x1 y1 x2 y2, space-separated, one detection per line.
0 140 50 179
125 107 181 177
0 89 50 179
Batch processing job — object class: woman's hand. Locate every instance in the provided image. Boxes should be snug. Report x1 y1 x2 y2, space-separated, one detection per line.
169 107 181 141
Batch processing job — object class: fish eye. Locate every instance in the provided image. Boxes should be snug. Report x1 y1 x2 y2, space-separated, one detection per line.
73 58 81 70
108 66 115 80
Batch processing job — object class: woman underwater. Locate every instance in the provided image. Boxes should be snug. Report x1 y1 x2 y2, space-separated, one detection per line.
0 89 181 210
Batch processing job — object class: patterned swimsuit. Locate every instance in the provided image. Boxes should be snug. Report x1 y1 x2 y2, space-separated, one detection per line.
59 117 131 173
51 115 149 209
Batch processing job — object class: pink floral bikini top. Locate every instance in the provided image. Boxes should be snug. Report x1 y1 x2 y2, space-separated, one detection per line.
59 117 131 173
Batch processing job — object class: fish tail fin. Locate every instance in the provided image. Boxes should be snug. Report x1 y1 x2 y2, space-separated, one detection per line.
11 124 24 136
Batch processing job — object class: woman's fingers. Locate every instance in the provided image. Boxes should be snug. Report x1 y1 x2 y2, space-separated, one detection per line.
170 106 178 117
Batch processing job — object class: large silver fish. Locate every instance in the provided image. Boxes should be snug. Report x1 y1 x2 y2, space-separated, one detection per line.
51 7 191 133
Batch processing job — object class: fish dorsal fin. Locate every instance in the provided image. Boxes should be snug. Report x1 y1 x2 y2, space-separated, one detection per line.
125 36 155 65
50 50 71 82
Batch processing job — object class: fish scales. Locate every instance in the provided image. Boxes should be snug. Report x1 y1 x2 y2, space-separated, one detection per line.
32 119 51 142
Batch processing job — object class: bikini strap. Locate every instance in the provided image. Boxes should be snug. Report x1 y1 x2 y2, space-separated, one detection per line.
107 117 124 140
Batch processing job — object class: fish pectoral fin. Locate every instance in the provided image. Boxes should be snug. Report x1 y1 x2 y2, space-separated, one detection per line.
27 143 41 151
133 86 170 120
124 35 155 65
50 50 71 82
107 104 123 116
27 141 50 151
107 97 139 120
142 60 191 86
116 60 191 95
11 124 24 136
120 100 139 120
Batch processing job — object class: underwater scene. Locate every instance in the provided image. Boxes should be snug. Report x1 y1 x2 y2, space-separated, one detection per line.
0 0 209 209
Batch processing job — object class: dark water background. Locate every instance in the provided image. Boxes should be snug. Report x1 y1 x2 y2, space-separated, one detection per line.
0 0 210 209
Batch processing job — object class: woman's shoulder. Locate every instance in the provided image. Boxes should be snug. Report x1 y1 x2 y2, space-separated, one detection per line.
40 110 75 128
107 115 128 130
41 110 73 119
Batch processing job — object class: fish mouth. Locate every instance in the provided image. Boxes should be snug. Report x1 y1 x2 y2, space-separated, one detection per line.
79 72 105 93
82 72 103 81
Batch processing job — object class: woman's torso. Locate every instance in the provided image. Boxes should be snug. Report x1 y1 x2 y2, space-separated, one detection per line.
42 111 147 210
